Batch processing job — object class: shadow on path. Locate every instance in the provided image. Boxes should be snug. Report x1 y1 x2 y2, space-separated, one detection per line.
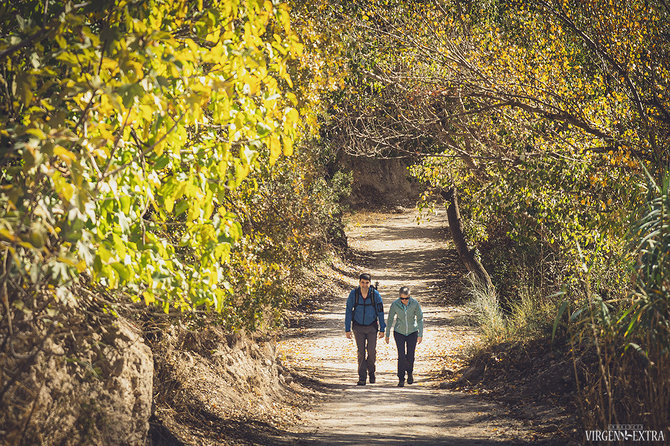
278 210 541 445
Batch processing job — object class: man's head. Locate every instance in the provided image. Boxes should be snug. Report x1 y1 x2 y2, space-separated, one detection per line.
359 273 371 289
399 286 410 302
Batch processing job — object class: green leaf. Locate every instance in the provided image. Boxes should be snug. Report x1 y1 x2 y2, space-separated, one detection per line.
154 155 170 170
111 262 131 282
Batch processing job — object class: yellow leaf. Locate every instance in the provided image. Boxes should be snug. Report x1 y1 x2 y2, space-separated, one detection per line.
54 35 67 49
52 173 75 202
284 107 299 128
246 74 261 95
25 128 46 140
143 291 155 305
282 135 293 157
0 229 16 242
268 134 281 164
53 146 76 165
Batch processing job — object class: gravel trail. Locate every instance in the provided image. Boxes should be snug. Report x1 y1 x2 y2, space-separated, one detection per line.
278 209 537 445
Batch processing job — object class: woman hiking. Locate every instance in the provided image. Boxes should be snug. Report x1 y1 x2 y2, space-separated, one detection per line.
385 286 423 387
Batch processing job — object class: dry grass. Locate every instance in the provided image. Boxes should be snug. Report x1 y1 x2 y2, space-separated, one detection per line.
465 274 558 344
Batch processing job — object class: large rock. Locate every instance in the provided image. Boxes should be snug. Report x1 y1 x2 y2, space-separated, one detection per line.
0 314 153 445
94 319 154 444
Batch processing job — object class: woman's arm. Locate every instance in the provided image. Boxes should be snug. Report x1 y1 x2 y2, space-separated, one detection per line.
416 302 424 337
385 303 397 338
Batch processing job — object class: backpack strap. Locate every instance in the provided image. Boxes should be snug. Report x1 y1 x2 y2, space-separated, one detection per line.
352 286 360 313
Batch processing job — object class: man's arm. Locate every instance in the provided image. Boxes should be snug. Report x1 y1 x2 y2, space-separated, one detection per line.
344 291 354 335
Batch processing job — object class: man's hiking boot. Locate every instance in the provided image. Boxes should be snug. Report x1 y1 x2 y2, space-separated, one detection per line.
369 373 376 384
398 379 405 387
407 373 414 384
357 380 366 386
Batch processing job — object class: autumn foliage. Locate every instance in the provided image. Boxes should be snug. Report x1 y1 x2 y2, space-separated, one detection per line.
321 0 669 432
1 0 668 440
0 0 348 325
0 1 349 440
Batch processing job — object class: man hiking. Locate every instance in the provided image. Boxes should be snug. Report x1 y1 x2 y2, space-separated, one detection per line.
345 273 386 386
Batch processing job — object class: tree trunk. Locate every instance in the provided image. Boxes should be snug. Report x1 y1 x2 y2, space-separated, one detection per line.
441 187 494 292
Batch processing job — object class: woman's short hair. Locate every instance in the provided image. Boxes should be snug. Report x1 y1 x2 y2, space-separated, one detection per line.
359 273 372 281
399 286 410 296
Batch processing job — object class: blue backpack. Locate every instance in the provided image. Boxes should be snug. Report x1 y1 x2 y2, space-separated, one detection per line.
352 282 383 330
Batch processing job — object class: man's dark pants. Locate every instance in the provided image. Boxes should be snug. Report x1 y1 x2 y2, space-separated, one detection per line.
393 330 418 379
352 323 377 382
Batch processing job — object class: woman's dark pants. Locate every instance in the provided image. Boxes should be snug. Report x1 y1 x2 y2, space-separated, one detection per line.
393 330 418 379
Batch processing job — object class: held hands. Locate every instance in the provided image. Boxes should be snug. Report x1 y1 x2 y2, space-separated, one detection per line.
418 336 422 344
385 336 389 344
345 331 352 339
378 331 384 339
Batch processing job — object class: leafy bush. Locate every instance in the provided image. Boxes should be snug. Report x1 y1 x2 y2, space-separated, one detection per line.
625 171 670 354
556 171 670 431
216 143 352 330
0 0 307 315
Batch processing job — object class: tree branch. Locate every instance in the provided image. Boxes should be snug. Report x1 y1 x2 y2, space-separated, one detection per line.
0 28 51 61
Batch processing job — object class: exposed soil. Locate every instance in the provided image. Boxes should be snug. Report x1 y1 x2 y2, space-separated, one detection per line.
447 339 580 441
276 208 576 445
145 323 319 446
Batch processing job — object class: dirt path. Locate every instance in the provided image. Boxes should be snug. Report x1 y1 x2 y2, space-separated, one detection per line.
278 209 537 445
